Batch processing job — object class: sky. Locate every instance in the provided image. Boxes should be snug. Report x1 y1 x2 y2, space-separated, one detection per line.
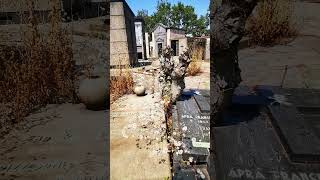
126 0 210 16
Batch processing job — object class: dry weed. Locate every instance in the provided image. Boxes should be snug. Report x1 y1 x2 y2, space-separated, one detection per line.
246 0 297 46
110 65 134 103
187 47 203 76
0 0 75 123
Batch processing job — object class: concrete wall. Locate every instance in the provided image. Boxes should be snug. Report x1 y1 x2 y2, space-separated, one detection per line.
110 0 137 67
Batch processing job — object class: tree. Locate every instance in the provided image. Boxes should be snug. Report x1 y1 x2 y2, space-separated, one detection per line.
153 0 172 27
137 0 209 37
210 0 258 126
136 10 154 33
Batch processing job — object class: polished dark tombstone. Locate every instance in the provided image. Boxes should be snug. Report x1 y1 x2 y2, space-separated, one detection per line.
172 90 210 179
211 86 320 180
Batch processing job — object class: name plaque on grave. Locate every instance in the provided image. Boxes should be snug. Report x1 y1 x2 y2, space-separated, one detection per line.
212 86 320 180
173 92 211 179
180 114 210 148
175 93 211 163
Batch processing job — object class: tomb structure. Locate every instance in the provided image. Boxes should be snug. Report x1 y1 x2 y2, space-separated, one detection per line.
110 0 137 67
149 23 188 58
134 17 147 60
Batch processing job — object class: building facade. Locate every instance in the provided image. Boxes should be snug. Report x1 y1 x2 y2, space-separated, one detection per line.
149 23 188 58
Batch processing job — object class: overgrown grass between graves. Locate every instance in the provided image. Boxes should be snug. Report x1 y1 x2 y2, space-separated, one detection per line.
110 65 134 103
187 47 203 76
246 0 297 46
0 0 75 129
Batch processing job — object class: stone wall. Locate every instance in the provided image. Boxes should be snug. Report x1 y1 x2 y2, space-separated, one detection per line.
110 0 137 67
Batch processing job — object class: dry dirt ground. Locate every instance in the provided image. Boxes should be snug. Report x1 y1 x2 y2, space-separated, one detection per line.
109 61 210 179
239 1 320 89
185 62 210 92
0 104 108 180
110 93 171 179
110 64 171 179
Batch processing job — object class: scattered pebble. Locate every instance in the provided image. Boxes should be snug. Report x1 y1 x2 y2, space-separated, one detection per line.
182 126 187 131
197 169 206 179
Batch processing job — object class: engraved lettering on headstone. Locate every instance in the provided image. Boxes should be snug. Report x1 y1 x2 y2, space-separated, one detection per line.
255 171 266 179
245 169 254 179
27 136 52 143
291 173 302 180
298 172 309 180
228 168 239 178
64 129 73 141
182 114 193 119
309 173 318 180
270 170 281 179
228 168 320 180
0 161 73 173
280 171 290 180
195 115 210 120
228 168 266 179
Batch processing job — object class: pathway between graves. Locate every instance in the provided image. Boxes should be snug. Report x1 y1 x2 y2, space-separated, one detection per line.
110 93 171 179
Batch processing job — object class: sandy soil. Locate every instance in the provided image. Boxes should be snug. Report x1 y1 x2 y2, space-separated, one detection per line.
239 1 320 89
109 60 210 179
110 93 171 179
0 103 108 180
185 62 210 92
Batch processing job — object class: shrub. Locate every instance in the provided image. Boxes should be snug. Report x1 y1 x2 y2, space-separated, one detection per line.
110 65 134 103
187 47 202 76
246 0 297 46
0 0 76 122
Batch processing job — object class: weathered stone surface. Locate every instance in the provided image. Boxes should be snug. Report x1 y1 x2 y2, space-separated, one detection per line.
159 47 191 104
133 84 146 96
110 0 137 67
211 87 320 179
210 0 258 124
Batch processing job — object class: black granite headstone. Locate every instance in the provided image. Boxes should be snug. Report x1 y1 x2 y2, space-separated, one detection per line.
173 91 211 179
211 86 320 180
